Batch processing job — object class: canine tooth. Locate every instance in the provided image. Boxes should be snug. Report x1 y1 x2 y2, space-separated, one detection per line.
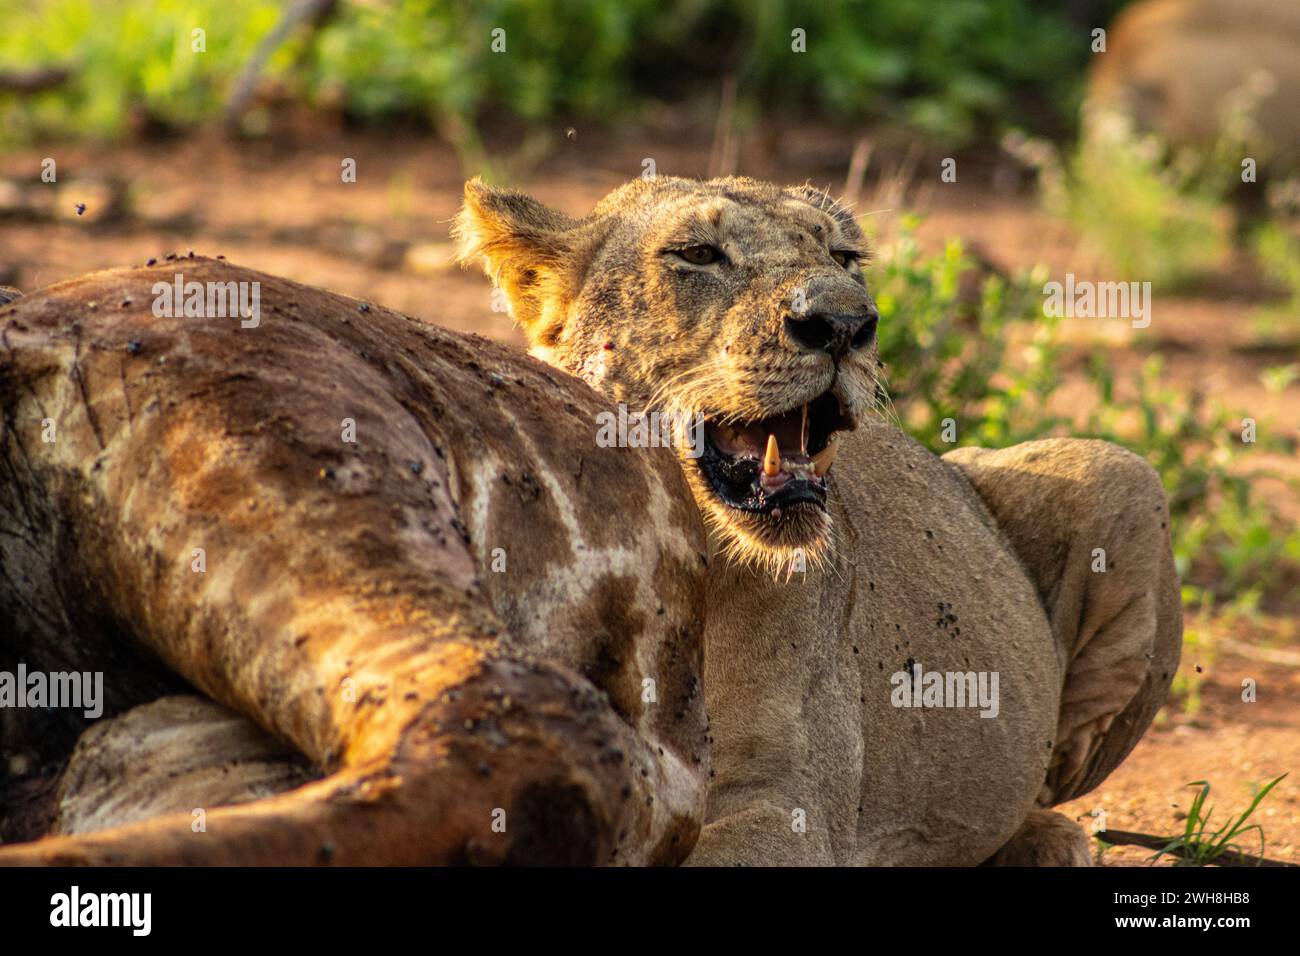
763 434 780 476
811 435 839 475
800 403 809 454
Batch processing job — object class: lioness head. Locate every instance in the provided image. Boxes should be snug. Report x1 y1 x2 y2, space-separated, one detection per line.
455 176 880 571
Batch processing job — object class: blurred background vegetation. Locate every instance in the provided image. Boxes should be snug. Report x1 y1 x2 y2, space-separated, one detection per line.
0 0 1129 145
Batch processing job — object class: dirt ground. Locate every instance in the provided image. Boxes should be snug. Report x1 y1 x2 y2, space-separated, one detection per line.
1 121 1296 865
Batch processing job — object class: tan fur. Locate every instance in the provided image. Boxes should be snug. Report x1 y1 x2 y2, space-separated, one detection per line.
986 809 1095 867
455 176 879 573
456 177 1183 864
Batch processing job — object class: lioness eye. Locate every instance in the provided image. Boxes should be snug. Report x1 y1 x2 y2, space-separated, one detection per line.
678 245 721 265
831 250 858 269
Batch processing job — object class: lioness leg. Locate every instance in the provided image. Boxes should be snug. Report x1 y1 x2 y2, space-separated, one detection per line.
685 805 837 867
985 809 1093 866
943 439 1182 807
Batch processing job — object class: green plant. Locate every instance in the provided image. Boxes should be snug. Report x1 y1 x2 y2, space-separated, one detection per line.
872 221 1300 611
0 0 1096 147
719 0 1080 145
1151 774 1287 867
870 219 1066 450
1170 587 1216 715
0 0 286 141
1261 364 1299 395
1250 220 1300 341
1019 113 1234 289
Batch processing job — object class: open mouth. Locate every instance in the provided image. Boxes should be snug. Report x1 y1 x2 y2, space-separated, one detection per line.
698 391 853 515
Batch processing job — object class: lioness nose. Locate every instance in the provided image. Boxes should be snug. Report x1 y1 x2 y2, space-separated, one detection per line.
784 308 878 358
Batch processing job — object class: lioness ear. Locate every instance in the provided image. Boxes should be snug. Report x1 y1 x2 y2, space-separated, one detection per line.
454 179 580 345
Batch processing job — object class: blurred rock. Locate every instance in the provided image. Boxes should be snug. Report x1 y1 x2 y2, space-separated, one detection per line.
1086 0 1300 169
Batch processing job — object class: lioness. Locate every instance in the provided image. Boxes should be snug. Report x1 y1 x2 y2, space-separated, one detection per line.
0 176 1181 865
455 176 1181 865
